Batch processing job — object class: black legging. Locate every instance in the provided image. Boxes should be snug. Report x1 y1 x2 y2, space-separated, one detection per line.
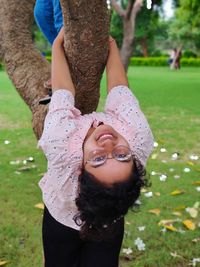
42 207 124 267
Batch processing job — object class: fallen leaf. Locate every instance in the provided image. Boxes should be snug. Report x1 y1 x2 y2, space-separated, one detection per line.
183 220 195 230
148 209 160 215
193 181 200 185
155 192 161 197
170 252 182 258
163 225 178 232
141 188 148 193
171 190 185 196
192 237 200 243
186 207 198 218
34 203 44 210
174 205 186 211
187 161 194 166
158 219 178 226
0 261 9 266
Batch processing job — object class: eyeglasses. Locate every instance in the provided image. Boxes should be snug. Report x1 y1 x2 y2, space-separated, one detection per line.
85 145 132 167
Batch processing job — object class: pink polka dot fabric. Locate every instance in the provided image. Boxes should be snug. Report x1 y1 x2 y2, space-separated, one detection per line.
38 85 154 230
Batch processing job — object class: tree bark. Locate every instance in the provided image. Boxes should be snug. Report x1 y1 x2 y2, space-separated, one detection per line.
140 37 148 57
60 0 110 113
0 0 110 139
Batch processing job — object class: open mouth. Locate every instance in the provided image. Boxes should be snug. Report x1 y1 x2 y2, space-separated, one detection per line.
97 133 116 142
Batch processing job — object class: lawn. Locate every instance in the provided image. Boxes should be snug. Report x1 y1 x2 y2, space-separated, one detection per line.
0 67 200 267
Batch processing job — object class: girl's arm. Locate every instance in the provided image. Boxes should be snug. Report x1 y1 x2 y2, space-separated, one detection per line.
51 27 75 96
106 37 128 93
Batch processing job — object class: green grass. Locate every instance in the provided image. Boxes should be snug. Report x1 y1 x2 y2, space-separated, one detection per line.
0 67 200 267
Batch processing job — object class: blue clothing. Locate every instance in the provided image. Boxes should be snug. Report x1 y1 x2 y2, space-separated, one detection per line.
34 0 63 45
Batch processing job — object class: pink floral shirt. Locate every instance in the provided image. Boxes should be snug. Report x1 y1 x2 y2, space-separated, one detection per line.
38 85 154 230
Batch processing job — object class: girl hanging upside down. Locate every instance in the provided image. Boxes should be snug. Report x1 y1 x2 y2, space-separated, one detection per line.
38 27 154 267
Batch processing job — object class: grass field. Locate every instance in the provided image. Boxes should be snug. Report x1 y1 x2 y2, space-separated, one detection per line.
0 67 200 267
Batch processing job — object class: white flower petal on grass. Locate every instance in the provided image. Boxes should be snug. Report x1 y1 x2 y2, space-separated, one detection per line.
134 237 146 251
160 227 167 233
159 174 167 182
10 160 20 165
174 175 180 179
137 226 146 231
196 187 200 192
189 155 199 161
27 156 34 162
135 199 142 205
160 148 167 153
154 141 158 148
189 258 200 267
183 167 191 173
122 248 133 255
151 171 156 176
4 140 10 145
171 152 179 160
144 191 153 198
170 252 182 258
169 168 175 172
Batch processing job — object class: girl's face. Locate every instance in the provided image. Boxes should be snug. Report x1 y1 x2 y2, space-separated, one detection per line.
83 124 134 186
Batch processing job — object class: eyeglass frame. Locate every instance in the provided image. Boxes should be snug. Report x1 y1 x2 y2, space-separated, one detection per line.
84 145 133 167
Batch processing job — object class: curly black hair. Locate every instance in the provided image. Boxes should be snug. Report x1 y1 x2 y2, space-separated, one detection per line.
73 159 146 241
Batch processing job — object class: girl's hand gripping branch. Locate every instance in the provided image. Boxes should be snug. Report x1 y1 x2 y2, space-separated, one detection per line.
51 27 75 96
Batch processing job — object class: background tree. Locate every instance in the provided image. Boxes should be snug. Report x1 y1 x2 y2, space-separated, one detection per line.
110 0 163 67
0 0 110 139
169 0 200 54
134 0 162 57
111 0 143 71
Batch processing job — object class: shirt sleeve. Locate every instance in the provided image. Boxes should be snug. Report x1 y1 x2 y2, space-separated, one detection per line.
38 89 82 185
105 85 154 166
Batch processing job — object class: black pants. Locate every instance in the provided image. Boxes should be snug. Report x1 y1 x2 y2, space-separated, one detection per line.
42 207 124 267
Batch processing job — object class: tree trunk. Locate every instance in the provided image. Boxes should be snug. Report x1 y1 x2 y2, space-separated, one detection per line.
140 37 148 57
120 19 134 72
60 0 110 113
112 0 143 72
0 0 110 139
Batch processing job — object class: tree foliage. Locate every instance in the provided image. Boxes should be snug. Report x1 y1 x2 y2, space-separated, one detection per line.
110 0 163 57
169 0 200 51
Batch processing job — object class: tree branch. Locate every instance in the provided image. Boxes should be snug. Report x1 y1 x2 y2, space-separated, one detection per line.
111 0 126 17
126 0 135 19
131 0 143 24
